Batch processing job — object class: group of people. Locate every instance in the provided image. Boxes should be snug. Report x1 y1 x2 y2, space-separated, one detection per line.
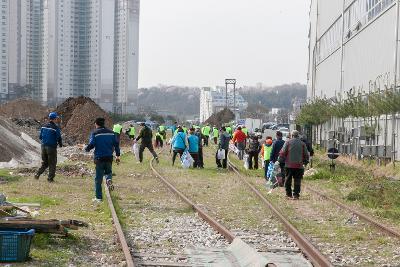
230 126 313 200
35 113 313 202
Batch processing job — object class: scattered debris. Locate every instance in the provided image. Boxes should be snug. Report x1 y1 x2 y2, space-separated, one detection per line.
59 145 94 162
303 168 318 177
0 218 88 235
58 163 94 177
54 96 113 145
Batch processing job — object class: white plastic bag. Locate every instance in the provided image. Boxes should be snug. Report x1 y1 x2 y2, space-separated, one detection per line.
243 154 249 170
132 143 140 161
181 151 194 169
229 143 239 155
217 149 226 160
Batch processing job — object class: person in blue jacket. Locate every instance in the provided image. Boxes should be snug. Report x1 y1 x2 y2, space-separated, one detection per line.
85 117 121 202
188 128 200 168
35 112 63 182
170 127 188 166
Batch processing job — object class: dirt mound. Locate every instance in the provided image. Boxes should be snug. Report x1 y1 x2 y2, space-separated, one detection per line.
204 108 235 127
0 117 41 168
0 99 49 121
55 96 113 144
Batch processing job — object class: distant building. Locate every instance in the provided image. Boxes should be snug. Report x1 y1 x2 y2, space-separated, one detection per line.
113 0 140 114
27 0 48 103
0 0 29 102
200 87 248 123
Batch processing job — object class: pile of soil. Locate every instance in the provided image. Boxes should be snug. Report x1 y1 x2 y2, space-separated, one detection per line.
0 99 49 121
0 117 41 168
204 108 235 127
55 96 113 145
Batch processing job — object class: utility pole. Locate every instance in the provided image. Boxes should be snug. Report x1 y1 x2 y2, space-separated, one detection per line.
225 79 237 118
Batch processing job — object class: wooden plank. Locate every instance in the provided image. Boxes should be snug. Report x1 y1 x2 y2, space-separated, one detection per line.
138 262 191 267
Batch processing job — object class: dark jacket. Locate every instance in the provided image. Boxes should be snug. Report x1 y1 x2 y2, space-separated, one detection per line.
219 132 231 150
270 138 285 163
136 126 153 144
247 138 261 153
39 121 62 148
279 137 309 169
301 136 314 156
85 127 121 160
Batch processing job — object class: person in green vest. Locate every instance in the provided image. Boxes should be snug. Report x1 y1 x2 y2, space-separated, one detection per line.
212 125 219 145
261 138 273 180
113 123 123 143
125 124 136 139
159 125 166 141
226 125 233 137
155 131 164 148
242 125 249 137
201 124 211 146
182 125 188 134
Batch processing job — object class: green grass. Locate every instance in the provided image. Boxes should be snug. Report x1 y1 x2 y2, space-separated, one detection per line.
305 154 400 222
0 169 21 182
9 196 62 208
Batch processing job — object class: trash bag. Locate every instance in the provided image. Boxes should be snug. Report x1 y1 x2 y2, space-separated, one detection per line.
229 143 239 155
132 143 140 161
243 154 249 170
217 149 226 160
181 151 194 169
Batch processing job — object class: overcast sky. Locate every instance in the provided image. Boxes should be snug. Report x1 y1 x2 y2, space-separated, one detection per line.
138 0 311 88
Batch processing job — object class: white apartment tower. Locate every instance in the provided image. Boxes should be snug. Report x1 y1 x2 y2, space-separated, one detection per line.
0 0 10 101
0 0 28 101
53 0 101 103
113 0 140 114
27 0 48 103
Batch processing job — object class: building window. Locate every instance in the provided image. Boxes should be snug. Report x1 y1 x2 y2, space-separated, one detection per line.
316 17 342 64
344 0 394 41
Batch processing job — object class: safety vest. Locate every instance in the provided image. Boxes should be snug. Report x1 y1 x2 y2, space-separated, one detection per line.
226 127 232 135
156 132 163 140
113 124 123 134
183 127 188 134
128 127 136 136
263 144 272 161
159 125 165 132
242 128 249 136
202 126 211 136
213 128 219 138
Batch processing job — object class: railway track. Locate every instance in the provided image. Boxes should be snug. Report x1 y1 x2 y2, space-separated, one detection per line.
227 151 400 266
226 154 333 267
105 151 279 267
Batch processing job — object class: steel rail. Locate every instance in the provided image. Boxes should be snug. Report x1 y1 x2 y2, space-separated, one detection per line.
149 158 236 242
227 155 333 267
105 184 136 267
305 186 400 239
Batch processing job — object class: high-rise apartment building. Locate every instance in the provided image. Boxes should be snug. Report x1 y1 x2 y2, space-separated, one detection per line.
52 0 100 103
0 0 10 101
1 0 140 111
27 0 48 103
0 0 28 102
113 0 139 114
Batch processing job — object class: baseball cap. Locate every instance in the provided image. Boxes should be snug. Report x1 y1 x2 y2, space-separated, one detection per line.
48 112 59 120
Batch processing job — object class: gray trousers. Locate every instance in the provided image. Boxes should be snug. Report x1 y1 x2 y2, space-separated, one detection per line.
36 145 57 181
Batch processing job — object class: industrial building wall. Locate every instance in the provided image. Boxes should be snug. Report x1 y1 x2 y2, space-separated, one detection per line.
342 5 397 92
307 0 400 160
315 49 342 98
308 0 399 98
